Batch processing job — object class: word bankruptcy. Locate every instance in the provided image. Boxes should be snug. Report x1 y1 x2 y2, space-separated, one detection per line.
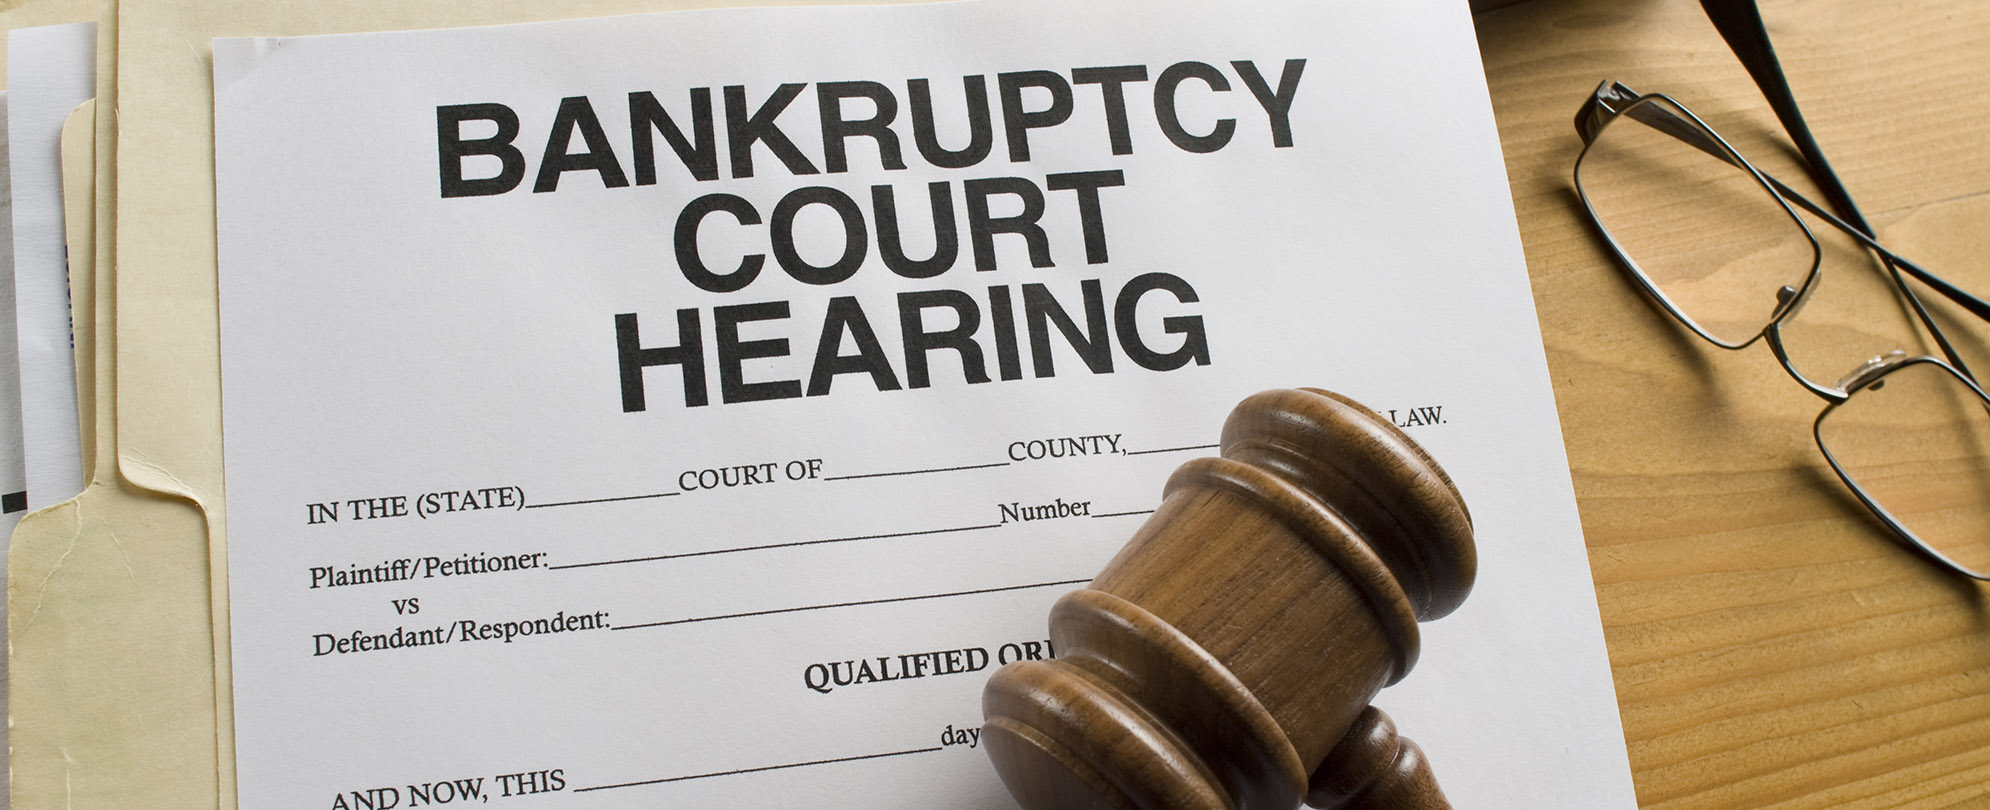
435 59 1307 409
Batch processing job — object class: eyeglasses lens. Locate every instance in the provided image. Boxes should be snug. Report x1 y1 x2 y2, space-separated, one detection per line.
1577 97 1818 346
1817 361 1990 577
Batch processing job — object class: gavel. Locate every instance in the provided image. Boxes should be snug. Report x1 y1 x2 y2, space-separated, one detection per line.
981 387 1475 810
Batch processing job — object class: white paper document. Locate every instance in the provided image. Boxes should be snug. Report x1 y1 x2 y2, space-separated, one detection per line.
7 22 94 514
212 1 1636 808
0 96 23 526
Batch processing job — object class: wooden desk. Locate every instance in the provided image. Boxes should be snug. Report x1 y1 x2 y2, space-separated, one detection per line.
1475 0 1990 807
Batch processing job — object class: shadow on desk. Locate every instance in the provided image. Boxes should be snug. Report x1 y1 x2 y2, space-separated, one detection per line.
1474 0 1990 807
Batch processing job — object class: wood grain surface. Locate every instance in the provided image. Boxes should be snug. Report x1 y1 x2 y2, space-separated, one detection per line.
1475 0 1990 807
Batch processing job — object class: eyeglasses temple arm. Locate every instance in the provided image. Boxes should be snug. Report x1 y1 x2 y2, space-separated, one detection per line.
1700 0 1987 382
1698 0 1870 232
1579 83 1990 328
1759 172 1990 324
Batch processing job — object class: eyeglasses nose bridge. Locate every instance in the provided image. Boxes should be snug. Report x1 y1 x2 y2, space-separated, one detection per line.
1836 350 1909 394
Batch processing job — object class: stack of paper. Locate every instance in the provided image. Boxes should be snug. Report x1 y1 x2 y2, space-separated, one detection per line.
3 2 1640 810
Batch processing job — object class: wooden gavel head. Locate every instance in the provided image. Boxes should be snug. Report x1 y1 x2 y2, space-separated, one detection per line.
981 387 1475 810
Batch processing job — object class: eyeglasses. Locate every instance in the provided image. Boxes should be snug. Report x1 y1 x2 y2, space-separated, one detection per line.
1570 80 1990 580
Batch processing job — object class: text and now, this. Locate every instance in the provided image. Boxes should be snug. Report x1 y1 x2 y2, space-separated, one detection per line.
329 769 563 810
320 634 1059 805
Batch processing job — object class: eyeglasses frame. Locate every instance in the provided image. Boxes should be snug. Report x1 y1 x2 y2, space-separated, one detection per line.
1571 80 1990 581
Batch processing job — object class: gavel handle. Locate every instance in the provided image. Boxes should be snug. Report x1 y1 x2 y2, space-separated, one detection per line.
1305 706 1453 810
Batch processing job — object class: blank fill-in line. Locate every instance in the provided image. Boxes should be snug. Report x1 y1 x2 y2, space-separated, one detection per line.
574 746 944 793
1123 442 1217 457
822 461 1010 481
1091 508 1156 519
613 578 1092 632
547 522 1003 571
524 491 680 509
